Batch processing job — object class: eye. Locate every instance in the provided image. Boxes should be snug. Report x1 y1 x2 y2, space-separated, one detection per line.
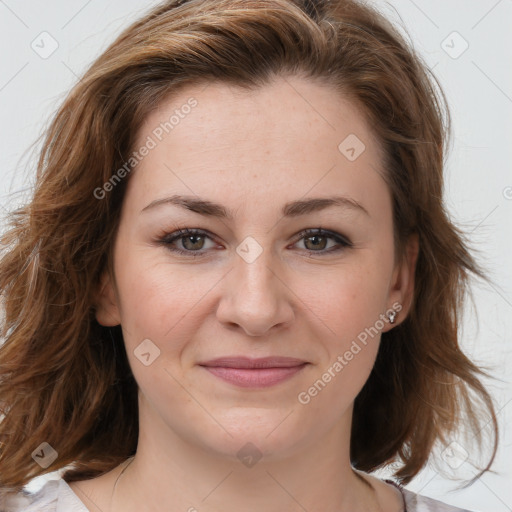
158 227 352 257
292 228 353 255
159 228 217 257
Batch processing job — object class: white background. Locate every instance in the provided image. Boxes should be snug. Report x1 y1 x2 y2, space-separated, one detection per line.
0 1 511 510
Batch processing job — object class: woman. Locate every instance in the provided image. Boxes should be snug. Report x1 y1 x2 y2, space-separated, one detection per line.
0 0 499 511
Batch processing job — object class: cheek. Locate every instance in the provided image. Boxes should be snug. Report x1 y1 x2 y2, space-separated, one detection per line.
300 255 392 341
113 249 219 348
113 254 209 404
296 251 392 393
295 268 387 417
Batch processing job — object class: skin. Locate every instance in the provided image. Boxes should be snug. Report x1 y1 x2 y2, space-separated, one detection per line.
69 75 418 512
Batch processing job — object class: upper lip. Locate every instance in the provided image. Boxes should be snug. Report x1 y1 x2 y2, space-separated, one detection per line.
199 357 308 369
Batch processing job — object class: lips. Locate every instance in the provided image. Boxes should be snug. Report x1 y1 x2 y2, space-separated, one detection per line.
199 357 309 388
199 356 307 369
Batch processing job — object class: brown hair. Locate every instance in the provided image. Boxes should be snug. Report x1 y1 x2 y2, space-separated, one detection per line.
0 0 498 494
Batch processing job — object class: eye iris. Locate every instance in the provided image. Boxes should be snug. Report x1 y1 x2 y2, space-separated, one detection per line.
182 234 204 250
304 234 327 251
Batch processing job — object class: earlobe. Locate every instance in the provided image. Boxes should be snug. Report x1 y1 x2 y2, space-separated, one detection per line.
94 271 121 326
384 233 419 329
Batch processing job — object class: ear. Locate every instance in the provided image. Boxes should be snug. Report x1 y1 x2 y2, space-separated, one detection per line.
382 233 419 331
94 270 121 326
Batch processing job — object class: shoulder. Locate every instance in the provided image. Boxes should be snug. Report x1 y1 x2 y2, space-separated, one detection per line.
402 487 478 512
0 478 88 512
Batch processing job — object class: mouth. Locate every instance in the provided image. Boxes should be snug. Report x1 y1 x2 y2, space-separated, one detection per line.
198 357 309 388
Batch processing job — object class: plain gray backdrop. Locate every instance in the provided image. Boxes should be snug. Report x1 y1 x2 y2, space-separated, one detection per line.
0 1 511 510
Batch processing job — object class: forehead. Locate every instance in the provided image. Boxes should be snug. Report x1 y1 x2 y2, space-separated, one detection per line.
136 76 380 153
127 76 387 217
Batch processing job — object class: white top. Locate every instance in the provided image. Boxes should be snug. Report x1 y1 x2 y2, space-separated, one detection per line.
1 477 476 512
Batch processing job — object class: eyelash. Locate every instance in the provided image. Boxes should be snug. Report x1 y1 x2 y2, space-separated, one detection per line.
158 227 353 258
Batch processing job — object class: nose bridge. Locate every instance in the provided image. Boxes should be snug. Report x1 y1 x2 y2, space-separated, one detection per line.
217 234 292 336
234 235 279 306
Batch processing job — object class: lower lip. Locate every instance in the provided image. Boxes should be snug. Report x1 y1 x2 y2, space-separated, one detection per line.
201 364 308 388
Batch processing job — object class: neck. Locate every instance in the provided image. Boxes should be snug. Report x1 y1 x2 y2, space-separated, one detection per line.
106 397 383 512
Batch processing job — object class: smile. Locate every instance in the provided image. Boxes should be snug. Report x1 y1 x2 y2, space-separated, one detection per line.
201 364 308 388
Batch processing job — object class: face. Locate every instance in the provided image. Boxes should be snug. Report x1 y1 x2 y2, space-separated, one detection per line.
96 76 417 462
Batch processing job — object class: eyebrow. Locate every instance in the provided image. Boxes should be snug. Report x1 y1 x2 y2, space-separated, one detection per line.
141 194 370 219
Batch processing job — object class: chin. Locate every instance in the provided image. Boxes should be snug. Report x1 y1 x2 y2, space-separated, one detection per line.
192 410 312 463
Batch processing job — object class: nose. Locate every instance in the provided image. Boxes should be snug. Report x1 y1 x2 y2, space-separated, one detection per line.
215 241 295 337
